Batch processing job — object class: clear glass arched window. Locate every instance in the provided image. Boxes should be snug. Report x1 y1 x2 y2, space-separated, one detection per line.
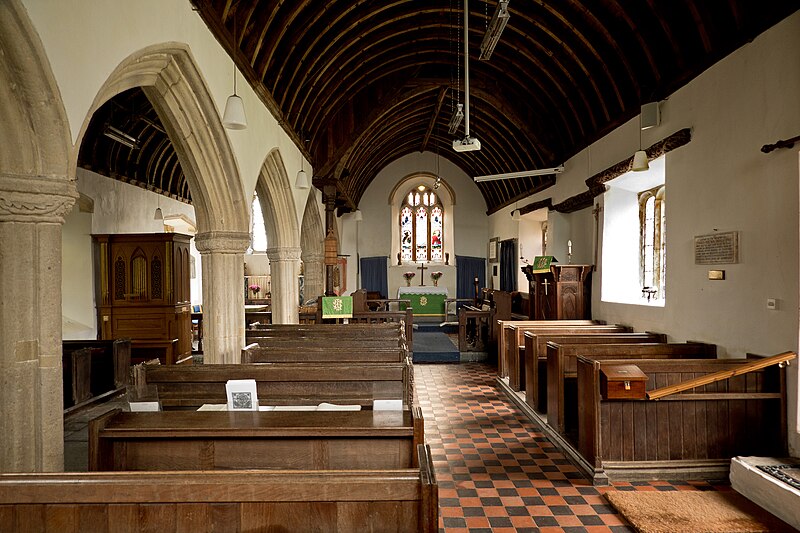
249 193 267 253
638 186 666 299
400 185 443 262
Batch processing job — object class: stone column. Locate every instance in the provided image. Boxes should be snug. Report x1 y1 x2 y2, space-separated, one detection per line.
301 251 324 302
267 247 302 324
194 231 250 364
0 174 76 472
322 183 337 296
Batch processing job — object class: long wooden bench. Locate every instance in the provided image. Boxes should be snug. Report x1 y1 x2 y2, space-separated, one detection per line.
242 344 409 363
142 362 414 409
548 342 718 436
503 324 628 391
574 355 790 484
0 444 438 532
89 407 424 471
496 320 599 378
523 332 666 412
246 322 406 340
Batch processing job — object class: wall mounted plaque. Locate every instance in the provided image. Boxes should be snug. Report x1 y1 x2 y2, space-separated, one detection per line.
694 231 739 264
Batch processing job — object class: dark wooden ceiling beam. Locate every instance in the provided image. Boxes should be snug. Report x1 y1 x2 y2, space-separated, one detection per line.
420 86 448 153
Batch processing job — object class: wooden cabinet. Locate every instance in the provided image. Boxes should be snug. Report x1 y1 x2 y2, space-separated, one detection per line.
524 264 592 320
93 233 192 364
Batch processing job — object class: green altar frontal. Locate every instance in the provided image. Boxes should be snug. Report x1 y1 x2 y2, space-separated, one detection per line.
397 287 448 316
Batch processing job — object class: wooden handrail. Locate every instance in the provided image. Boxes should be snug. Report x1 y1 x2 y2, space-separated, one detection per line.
646 351 796 400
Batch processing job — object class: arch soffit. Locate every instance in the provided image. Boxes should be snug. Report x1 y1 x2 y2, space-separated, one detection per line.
0 0 71 177
300 190 324 257
72 42 248 234
255 148 300 250
388 172 456 206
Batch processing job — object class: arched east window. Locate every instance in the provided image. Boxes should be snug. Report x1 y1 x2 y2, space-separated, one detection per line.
638 185 666 300
400 185 443 262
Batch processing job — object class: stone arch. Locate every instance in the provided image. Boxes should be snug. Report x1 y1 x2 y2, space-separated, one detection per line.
0 0 76 472
73 42 248 234
300 190 325 302
256 148 301 323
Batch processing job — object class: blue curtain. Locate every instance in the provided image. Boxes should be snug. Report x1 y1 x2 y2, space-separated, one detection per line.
456 255 485 302
499 239 517 292
360 256 388 298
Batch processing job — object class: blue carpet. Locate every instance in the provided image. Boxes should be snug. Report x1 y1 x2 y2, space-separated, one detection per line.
413 331 460 363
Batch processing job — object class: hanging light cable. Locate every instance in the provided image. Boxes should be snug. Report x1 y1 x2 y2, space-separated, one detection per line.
222 19 247 130
632 112 649 171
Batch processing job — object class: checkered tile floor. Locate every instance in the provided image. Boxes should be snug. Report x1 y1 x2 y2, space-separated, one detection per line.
414 362 728 533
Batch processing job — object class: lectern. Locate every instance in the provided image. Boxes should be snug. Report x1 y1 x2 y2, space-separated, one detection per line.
523 264 592 320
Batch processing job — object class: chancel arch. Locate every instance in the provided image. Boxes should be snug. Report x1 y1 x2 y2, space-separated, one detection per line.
256 148 301 324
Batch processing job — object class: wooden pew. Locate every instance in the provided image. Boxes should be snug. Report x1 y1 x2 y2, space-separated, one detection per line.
548 342 717 435
0 445 438 532
62 339 131 412
523 332 666 412
89 407 424 472
574 355 790 484
496 320 599 379
242 343 408 363
504 324 627 391
143 362 414 410
246 322 406 340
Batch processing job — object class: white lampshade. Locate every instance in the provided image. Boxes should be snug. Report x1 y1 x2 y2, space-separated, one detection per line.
511 209 520 221
222 94 247 130
295 169 309 189
354 209 363 221
154 207 163 220
632 150 649 172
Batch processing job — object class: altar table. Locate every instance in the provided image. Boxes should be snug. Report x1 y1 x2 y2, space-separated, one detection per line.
397 286 448 316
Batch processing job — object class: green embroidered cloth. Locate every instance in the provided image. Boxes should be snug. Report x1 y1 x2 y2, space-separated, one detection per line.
321 296 353 318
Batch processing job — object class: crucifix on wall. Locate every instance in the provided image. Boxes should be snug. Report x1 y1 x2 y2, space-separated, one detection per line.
416 262 428 286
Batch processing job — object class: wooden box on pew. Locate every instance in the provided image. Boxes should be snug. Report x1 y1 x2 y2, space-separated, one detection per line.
600 364 647 400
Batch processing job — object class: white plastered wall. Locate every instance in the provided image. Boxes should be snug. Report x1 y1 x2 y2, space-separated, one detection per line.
345 151 488 298
488 13 800 454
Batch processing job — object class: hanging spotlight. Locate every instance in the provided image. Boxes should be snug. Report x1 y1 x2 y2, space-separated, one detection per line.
447 103 464 134
223 21 247 130
453 0 480 152
354 209 363 222
511 209 520 221
479 1 510 60
154 206 163 220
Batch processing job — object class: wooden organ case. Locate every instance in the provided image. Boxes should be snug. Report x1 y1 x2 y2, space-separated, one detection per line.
524 264 592 320
93 233 192 364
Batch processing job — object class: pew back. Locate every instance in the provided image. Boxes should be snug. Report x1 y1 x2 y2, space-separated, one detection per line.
523 333 666 411
549 343 717 433
144 363 413 409
0 445 438 532
576 357 785 482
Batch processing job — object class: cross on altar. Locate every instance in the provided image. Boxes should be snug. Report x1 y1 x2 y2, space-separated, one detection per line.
416 262 428 286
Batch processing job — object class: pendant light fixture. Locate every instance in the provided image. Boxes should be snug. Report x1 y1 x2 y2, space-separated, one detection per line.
295 155 309 189
222 19 247 130
632 112 649 172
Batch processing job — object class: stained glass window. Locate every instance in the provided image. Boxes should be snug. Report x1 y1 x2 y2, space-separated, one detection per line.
399 185 444 262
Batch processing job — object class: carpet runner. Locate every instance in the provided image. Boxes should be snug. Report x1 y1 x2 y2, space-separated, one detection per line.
412 329 460 363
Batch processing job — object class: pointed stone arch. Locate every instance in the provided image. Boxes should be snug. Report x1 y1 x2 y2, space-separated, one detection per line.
0 0 76 472
77 43 251 364
256 148 301 323
300 190 325 302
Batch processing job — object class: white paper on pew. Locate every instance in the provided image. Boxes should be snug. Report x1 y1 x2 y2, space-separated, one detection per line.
129 401 161 412
197 403 227 411
258 405 275 411
372 399 402 411
271 405 318 411
226 379 258 411
317 403 361 411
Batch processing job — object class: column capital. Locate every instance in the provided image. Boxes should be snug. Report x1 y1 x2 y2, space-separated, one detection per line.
0 174 77 224
195 230 250 254
266 246 302 262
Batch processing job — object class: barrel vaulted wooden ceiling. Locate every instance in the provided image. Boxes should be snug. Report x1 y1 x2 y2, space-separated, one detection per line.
78 1 798 214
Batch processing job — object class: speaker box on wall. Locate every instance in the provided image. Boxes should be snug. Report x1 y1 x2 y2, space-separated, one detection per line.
641 102 660 129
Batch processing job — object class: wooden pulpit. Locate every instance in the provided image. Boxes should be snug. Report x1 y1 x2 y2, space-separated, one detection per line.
523 264 592 320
